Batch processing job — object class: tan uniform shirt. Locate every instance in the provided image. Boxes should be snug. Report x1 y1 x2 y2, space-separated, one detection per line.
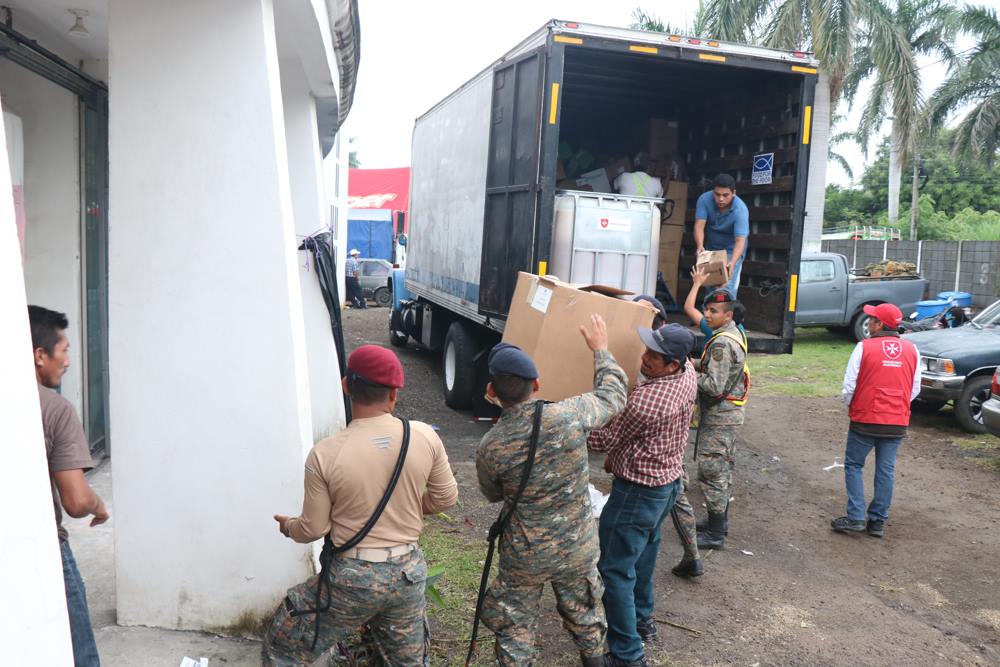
287 413 458 548
38 385 94 542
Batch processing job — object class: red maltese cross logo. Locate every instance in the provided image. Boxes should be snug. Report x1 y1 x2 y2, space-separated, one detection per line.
882 339 902 360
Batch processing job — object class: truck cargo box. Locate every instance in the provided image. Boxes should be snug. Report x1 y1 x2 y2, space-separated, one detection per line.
404 20 818 356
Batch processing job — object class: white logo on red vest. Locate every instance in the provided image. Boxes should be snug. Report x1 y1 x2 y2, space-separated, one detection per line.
882 339 902 360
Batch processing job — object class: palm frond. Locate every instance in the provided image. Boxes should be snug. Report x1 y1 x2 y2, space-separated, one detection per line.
828 150 855 180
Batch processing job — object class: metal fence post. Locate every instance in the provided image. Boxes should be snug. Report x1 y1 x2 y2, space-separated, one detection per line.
916 240 923 273
882 240 888 260
954 239 963 292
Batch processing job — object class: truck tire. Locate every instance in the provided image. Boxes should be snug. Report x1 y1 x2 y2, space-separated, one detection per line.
851 311 873 341
374 287 391 308
389 309 408 348
443 321 476 409
954 375 992 434
910 398 946 414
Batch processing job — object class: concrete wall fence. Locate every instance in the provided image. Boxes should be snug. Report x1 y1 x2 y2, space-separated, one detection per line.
821 239 1000 308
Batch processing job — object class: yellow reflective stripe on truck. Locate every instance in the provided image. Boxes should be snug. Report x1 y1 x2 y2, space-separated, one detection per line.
538 261 548 276
792 65 818 74
549 83 560 125
699 53 727 62
788 274 799 312
802 105 813 144
629 45 658 54
554 35 583 45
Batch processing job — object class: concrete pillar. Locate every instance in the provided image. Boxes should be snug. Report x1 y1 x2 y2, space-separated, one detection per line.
108 0 315 630
802 70 831 253
280 57 346 443
0 94 74 665
324 131 349 305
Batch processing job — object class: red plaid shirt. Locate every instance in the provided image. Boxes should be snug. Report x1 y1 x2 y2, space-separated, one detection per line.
588 360 697 487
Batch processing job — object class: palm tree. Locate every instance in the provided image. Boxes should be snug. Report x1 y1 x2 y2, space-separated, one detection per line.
842 0 957 224
929 4 1000 166
829 114 859 182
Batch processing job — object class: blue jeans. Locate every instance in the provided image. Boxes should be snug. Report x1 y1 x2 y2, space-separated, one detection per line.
724 249 743 297
60 540 101 666
598 477 681 661
843 430 902 523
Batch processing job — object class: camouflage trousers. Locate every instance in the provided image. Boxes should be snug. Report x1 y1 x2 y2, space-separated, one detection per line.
481 566 606 666
696 426 738 514
261 549 430 667
670 468 700 561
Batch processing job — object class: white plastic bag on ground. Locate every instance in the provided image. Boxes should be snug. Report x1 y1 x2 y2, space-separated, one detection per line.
588 483 609 518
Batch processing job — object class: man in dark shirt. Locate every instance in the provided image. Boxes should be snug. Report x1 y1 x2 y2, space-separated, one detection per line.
588 324 698 667
30 305 107 667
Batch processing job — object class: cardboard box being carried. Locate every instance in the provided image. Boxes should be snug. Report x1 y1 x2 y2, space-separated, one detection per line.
696 250 730 287
502 273 655 402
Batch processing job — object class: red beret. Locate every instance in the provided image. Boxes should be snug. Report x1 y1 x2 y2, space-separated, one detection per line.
348 345 405 389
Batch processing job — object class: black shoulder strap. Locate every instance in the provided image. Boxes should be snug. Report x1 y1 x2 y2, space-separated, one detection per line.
467 400 544 666
291 417 411 651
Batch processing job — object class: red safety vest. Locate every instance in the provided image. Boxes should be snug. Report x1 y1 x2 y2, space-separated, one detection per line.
848 335 918 426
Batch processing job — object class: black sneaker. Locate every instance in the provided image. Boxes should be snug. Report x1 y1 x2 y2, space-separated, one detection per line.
830 516 866 533
671 558 704 578
603 653 650 667
636 617 657 641
866 519 885 538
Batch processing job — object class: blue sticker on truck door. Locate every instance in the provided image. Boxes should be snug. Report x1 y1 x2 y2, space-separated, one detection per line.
752 153 774 185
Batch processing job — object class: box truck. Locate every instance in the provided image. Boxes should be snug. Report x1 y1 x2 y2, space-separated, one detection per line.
388 19 820 408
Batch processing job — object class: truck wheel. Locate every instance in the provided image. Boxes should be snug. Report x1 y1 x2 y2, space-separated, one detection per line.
374 287 391 308
910 398 946 414
954 376 991 434
443 321 476 409
389 309 408 348
851 311 873 341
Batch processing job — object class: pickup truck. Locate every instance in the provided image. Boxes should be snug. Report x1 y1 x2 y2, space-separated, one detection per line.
795 252 928 341
906 298 1000 433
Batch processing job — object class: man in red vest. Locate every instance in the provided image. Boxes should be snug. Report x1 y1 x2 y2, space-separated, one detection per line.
832 303 921 538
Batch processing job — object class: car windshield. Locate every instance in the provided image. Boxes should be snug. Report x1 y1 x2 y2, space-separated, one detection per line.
971 300 1000 328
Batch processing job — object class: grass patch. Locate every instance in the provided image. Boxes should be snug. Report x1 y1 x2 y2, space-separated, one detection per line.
752 328 856 398
952 434 1000 452
978 457 1000 472
420 521 496 666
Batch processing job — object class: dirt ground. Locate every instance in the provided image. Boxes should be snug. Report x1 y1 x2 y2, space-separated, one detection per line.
343 307 1000 667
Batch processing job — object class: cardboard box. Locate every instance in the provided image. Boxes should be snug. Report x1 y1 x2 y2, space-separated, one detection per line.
639 119 679 159
661 181 688 226
696 250 730 287
557 178 591 191
575 168 612 194
502 273 655 402
604 156 633 185
658 224 685 300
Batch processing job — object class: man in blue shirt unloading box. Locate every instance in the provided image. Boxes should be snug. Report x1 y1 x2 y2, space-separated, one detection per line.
694 173 749 297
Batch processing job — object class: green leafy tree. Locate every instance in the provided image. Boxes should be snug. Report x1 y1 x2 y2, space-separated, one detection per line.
842 0 958 223
929 4 1000 165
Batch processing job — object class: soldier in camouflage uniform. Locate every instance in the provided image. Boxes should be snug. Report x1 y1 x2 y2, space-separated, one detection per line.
476 315 627 667
694 289 748 551
264 345 458 667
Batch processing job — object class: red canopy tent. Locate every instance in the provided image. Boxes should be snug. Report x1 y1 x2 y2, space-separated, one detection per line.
347 167 411 233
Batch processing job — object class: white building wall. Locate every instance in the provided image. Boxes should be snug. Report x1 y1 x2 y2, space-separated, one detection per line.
0 61 84 415
280 57 346 443
108 0 317 629
0 93 74 666
325 131 349 304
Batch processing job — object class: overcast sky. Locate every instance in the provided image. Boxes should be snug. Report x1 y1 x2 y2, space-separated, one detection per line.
344 0 995 187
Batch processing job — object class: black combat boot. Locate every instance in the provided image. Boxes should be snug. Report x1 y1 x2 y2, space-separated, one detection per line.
696 503 729 535
581 652 604 667
697 511 727 550
671 557 704 578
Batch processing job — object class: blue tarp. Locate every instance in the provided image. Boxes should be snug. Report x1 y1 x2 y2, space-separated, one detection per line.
348 209 393 260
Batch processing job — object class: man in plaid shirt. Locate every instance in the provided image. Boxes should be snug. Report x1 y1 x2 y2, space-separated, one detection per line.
588 323 698 667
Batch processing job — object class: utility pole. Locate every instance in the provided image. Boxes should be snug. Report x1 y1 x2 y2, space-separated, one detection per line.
909 155 920 241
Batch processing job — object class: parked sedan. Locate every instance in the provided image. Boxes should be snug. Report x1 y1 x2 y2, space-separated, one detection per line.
905 299 1000 433
357 258 393 307
983 368 1000 438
